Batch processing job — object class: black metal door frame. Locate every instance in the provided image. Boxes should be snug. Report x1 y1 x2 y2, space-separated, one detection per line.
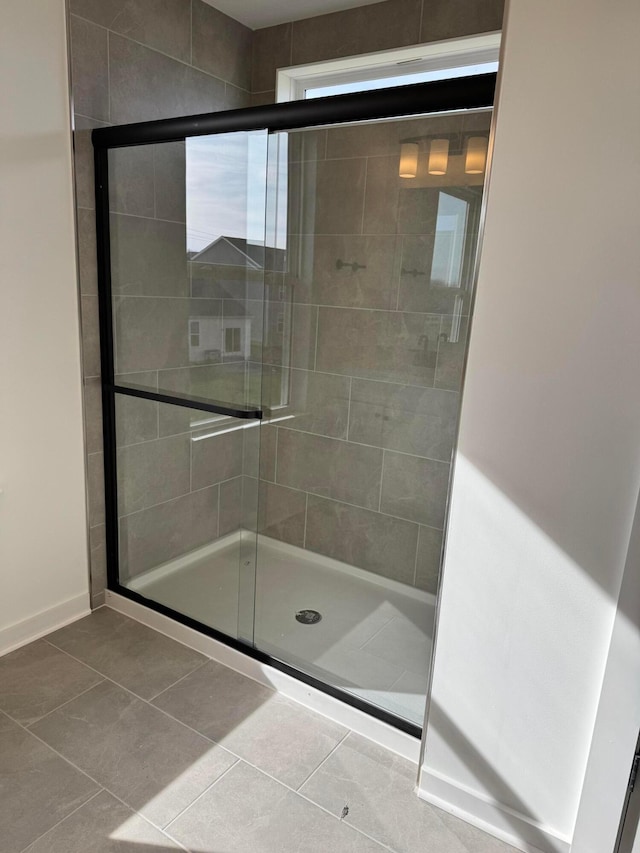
92 73 496 739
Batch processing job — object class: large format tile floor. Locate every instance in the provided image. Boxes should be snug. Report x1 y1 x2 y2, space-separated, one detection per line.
0 607 516 853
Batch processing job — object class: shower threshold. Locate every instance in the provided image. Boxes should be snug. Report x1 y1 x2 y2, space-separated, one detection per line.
127 532 434 727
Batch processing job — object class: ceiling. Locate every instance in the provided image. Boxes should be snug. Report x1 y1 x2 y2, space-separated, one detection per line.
204 0 382 30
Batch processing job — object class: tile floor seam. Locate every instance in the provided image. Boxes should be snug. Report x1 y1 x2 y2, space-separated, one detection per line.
149 638 279 696
39 641 246 756
146 657 210 703
294 729 351 792
39 617 418 845
294 787 398 853
41 637 209 706
173 756 397 853
17 712 198 845
21 678 107 730
162 756 240 831
9 717 126 829
16 789 105 853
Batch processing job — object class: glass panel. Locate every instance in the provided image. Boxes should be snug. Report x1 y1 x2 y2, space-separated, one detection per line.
115 393 259 642
255 110 490 726
109 130 268 410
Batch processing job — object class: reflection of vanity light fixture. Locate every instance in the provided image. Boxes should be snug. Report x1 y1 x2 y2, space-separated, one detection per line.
465 136 488 174
399 142 419 178
428 138 449 175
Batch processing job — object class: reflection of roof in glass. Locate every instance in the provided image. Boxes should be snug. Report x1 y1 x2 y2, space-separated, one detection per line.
191 236 286 272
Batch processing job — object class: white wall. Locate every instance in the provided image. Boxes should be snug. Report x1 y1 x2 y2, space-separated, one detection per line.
571 491 640 852
420 0 640 851
0 0 90 652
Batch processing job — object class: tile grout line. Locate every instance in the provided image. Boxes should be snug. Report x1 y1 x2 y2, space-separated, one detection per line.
313 305 320 370
21 636 347 806
34 628 405 852
294 729 350 792
40 639 212 713
395 236 404 311
378 449 386 512
360 156 369 235
294 793 397 853
273 425 279 482
434 313 445 385
187 752 398 853
70 12 234 91
18 641 390 851
16 789 105 853
11 716 149 843
152 142 158 219
107 279 467 320
37 639 278 758
146 657 210 703
302 491 309 548
104 208 187 225
288 300 465 318
31 645 258 842
74 111 112 127
21 679 107 731
276 424 452 465
243 472 445 536
412 524 421 587
260 362 459 394
162 757 240 832
114 481 227 525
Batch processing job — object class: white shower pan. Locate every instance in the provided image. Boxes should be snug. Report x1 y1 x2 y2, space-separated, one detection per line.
128 531 435 726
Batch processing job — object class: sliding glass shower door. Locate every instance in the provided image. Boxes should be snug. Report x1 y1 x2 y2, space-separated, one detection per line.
96 77 494 732
255 112 487 726
108 129 269 645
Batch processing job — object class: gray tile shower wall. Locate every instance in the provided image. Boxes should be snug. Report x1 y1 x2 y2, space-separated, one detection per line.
69 0 253 603
71 0 503 605
253 110 490 592
250 0 505 104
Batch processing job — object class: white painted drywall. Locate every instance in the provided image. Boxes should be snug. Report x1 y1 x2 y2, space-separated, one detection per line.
571 489 640 852
0 0 90 652
420 0 640 849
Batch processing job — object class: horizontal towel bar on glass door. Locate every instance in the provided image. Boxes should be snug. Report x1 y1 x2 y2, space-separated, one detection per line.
109 384 263 419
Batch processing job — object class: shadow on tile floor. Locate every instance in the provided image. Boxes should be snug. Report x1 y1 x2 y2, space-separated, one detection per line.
0 607 518 853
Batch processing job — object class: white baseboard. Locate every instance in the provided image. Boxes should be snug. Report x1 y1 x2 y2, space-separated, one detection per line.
418 768 572 853
106 590 422 765
0 593 90 657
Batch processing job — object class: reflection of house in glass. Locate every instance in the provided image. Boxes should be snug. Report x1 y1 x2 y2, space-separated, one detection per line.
188 236 287 365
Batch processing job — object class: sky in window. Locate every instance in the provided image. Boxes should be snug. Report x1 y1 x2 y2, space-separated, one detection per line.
305 61 498 99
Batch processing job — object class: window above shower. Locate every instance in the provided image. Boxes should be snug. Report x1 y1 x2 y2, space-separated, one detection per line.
275 32 500 102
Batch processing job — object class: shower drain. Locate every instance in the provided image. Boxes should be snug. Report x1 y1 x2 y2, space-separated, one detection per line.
295 609 322 625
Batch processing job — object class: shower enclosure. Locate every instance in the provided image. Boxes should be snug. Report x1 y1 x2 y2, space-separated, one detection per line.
93 76 494 735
